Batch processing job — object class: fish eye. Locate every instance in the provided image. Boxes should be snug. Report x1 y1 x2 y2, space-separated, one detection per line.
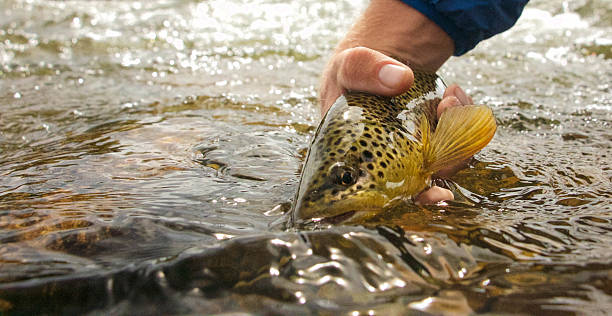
330 163 357 186
341 171 354 185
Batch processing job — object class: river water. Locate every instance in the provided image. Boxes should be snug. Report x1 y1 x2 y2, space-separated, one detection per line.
1 0 611 315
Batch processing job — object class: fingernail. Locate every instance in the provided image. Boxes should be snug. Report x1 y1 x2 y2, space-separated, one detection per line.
378 64 406 89
454 86 470 105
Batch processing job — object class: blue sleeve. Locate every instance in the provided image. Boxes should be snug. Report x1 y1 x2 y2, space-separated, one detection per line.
400 0 529 56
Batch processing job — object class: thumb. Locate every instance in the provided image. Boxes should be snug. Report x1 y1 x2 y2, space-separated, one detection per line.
320 46 414 115
336 47 414 96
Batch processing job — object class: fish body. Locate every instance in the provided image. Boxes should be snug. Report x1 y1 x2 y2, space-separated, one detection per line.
291 71 497 226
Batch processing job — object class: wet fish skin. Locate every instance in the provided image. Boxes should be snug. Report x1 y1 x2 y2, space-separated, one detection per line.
291 71 497 226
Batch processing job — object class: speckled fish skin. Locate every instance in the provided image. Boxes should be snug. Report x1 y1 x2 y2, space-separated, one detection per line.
291 71 497 226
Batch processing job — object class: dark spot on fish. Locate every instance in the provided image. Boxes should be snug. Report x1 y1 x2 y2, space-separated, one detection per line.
338 149 345 154
356 185 362 190
372 142 379 147
334 138 341 145
369 184 376 189
359 140 367 147
376 151 382 157
350 146 358 152
367 163 374 170
380 162 387 168
364 133 372 138
378 171 384 177
374 128 382 134
363 150 373 161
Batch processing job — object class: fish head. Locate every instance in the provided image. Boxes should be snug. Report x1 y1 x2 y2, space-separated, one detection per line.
291 152 391 226
291 95 414 226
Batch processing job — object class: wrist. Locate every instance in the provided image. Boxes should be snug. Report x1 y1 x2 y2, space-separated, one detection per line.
336 0 454 71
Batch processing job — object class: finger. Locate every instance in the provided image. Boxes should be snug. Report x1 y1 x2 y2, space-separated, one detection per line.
443 84 472 105
336 47 414 96
414 186 454 205
320 47 414 115
436 95 462 119
439 84 472 118
319 67 343 115
435 84 475 177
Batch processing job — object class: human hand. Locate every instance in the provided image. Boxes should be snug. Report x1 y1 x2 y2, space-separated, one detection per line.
320 50 474 204
319 0 454 114
318 0 474 205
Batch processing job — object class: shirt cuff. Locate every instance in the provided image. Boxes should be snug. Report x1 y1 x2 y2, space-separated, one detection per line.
400 0 470 56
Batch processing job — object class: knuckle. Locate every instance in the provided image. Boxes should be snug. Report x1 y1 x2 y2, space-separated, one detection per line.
338 47 374 86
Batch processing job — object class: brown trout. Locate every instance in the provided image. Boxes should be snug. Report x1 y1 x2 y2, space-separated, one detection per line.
291 71 497 226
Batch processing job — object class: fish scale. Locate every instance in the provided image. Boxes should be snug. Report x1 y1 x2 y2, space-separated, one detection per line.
292 71 497 226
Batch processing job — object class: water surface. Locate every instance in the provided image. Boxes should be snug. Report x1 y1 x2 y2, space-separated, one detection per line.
1 0 611 315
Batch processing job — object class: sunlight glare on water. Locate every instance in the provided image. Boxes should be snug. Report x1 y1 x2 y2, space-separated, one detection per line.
0 0 611 315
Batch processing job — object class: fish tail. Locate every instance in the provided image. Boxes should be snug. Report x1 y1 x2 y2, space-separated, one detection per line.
423 105 497 174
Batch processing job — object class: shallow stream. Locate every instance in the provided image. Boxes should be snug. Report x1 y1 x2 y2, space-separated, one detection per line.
1 0 611 314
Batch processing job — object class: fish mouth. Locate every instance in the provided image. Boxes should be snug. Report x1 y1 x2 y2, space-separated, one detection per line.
321 210 357 225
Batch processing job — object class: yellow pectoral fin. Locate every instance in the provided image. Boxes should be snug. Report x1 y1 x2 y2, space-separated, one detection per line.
423 105 497 173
